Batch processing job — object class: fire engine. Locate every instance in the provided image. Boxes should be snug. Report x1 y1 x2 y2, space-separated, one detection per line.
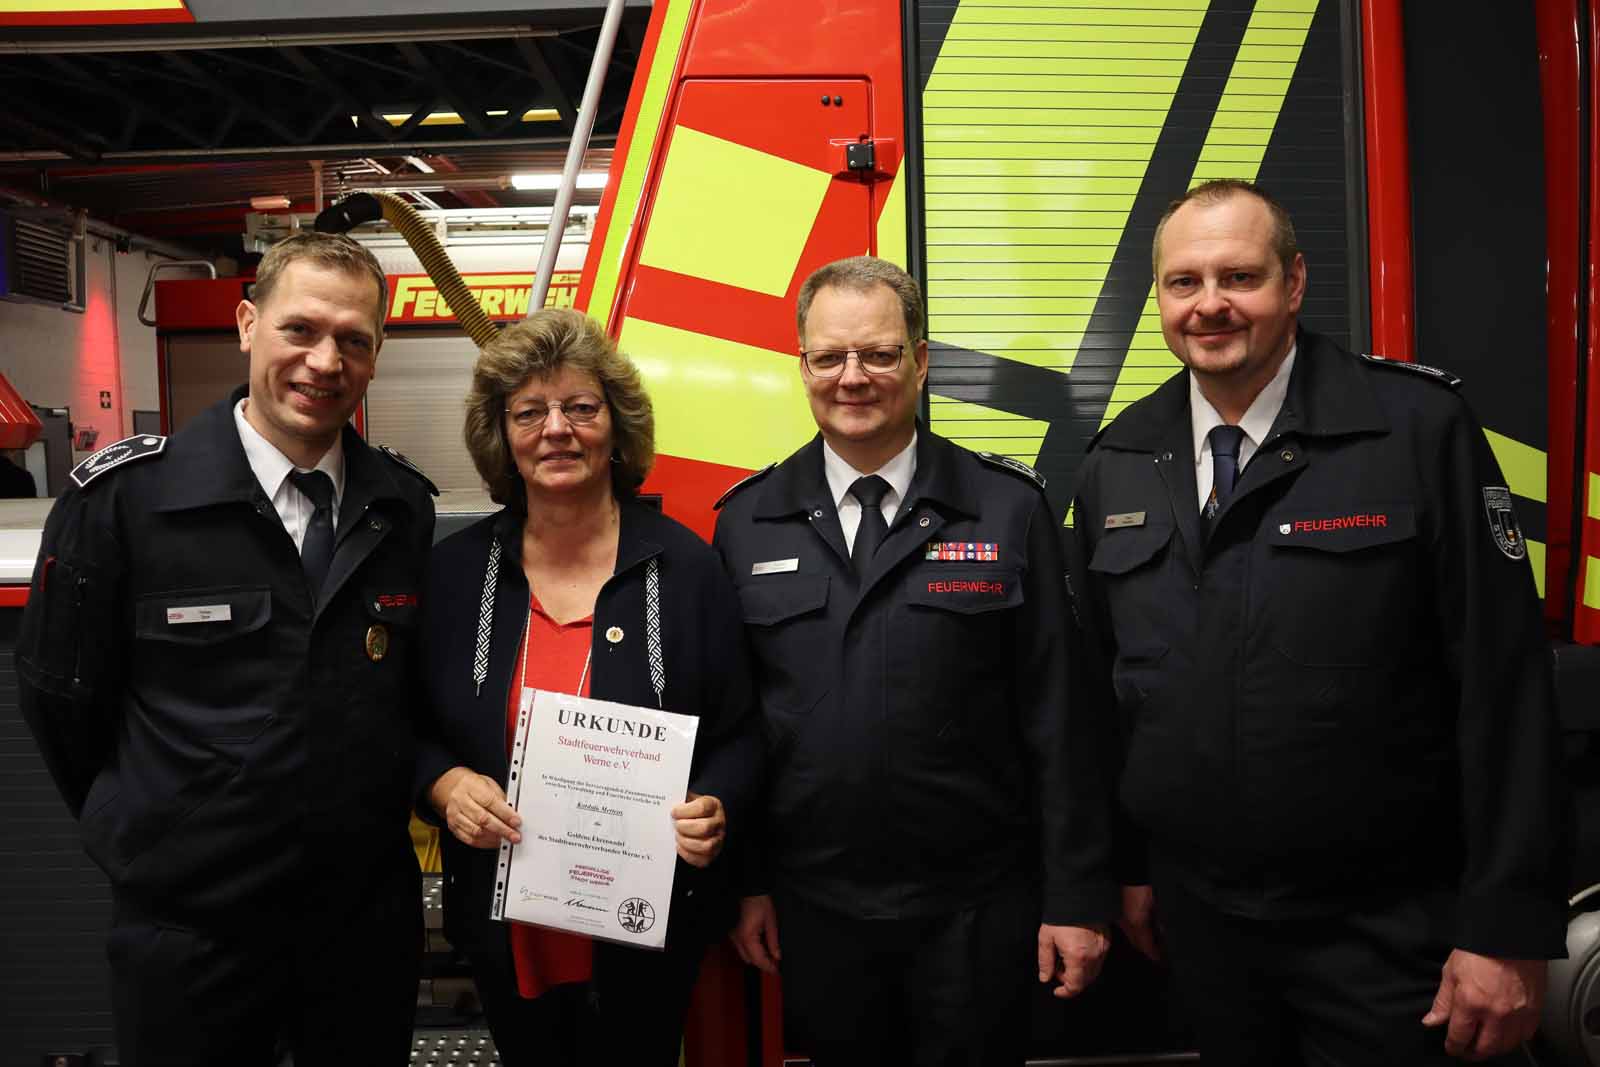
2 0 1598 1063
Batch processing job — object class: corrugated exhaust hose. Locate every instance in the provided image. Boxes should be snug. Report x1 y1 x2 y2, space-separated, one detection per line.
314 191 500 349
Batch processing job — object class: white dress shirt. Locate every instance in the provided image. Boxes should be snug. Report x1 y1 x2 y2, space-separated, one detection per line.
1190 344 1296 511
233 399 345 552
823 432 918 554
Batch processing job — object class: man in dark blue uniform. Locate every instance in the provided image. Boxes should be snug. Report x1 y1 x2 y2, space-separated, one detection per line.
1075 179 1567 1065
16 232 436 1066
715 256 1116 1065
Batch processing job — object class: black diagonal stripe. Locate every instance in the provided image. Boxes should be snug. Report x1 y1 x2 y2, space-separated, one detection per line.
925 0 1257 521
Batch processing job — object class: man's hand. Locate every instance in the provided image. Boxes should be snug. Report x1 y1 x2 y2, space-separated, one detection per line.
1118 884 1161 961
1421 949 1546 1060
429 766 522 849
1037 923 1110 998
671 792 727 868
731 894 781 975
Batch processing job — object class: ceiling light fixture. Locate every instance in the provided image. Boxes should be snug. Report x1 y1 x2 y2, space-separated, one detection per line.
347 108 563 128
507 171 607 191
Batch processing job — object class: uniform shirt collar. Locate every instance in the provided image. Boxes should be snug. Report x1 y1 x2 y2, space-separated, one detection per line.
233 397 345 502
822 429 918 513
1190 342 1296 470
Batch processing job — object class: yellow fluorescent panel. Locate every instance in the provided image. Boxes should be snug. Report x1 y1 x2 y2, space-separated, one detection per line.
619 318 815 471
1527 540 1547 600
958 8 1204 27
1585 555 1600 610
1483 430 1548 503
638 126 829 298
585 0 693 323
1104 0 1315 414
876 172 908 269
1589 472 1599 520
929 397 1050 468
1 0 183 6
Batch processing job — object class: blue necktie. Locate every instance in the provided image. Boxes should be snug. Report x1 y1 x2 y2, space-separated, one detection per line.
1204 425 1245 523
289 469 336 595
850 475 891 574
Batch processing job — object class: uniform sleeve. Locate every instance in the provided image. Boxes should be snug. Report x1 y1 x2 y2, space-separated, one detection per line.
1018 489 1118 926
710 509 773 898
15 489 126 818
1425 399 1569 959
413 542 462 824
1070 458 1151 888
684 546 764 850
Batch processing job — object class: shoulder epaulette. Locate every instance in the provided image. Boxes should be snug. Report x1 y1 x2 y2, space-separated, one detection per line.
69 434 166 488
713 463 775 510
977 451 1047 492
378 444 439 496
1358 352 1462 389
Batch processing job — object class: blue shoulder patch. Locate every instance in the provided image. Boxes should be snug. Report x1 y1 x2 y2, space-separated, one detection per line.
1358 352 1462 389
69 434 167 488
713 464 775 510
977 451 1047 492
378 444 439 496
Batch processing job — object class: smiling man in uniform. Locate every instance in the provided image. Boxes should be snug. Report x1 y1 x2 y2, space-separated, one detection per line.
17 231 436 1066
713 255 1116 1065
1074 179 1567 1065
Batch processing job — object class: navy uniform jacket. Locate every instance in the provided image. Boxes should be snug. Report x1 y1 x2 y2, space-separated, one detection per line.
413 499 763 967
15 388 436 925
713 429 1116 926
1073 330 1568 959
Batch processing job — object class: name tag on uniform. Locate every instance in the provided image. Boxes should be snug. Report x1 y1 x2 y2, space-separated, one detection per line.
751 558 799 575
167 604 232 624
1104 511 1147 529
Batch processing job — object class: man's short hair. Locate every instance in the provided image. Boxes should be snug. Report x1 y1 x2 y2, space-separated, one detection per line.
796 256 925 346
252 232 389 338
1152 178 1301 278
464 307 655 505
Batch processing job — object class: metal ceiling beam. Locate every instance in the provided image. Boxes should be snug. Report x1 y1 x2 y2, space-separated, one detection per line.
514 37 576 134
0 112 100 162
41 54 210 150
0 26 558 55
394 41 492 138
276 45 398 144
0 133 612 165
165 53 305 145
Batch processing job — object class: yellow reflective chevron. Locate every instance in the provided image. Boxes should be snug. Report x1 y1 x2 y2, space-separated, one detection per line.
1100 0 1317 428
618 318 816 471
1483 430 1548 504
927 397 1049 467
584 0 693 325
638 127 832 297
1589 471 1599 520
1585 555 1600 610
876 172 908 269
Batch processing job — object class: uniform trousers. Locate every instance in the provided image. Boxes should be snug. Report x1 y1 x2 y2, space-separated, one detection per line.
107 855 421 1067
468 931 707 1066
776 879 1037 1067
1158 877 1527 1067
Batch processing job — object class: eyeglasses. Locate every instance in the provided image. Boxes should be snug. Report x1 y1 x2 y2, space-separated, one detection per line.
800 344 905 378
505 394 605 432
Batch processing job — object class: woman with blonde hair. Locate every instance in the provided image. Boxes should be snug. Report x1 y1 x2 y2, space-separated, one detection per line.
414 308 759 1064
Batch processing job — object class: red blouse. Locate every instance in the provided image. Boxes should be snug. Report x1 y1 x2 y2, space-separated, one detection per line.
505 590 595 999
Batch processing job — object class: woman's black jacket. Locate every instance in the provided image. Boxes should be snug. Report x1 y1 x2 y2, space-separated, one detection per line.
413 498 762 972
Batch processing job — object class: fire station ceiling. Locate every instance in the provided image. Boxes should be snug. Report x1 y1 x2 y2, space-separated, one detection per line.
0 10 648 253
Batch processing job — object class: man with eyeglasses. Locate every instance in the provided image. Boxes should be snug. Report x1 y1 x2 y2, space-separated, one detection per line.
712 255 1116 1065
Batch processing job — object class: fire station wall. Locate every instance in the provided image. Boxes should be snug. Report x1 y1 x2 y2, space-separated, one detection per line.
0 242 198 468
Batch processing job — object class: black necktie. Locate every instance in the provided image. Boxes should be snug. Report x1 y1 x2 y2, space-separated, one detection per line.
1204 425 1246 523
289 469 336 595
849 475 891 574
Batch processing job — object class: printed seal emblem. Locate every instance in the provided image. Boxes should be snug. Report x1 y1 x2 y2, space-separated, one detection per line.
1481 486 1527 560
365 623 390 662
617 896 655 934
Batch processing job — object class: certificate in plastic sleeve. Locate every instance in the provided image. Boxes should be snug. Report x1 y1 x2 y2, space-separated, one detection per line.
491 688 699 950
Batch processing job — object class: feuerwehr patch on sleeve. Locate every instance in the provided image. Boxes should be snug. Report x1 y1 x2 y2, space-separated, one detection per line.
69 434 166 488
1481 486 1527 560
